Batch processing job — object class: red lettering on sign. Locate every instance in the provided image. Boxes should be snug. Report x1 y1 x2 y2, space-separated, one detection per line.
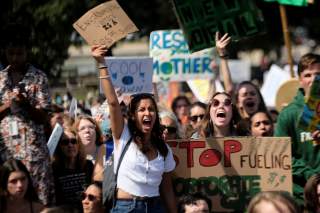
199 149 222 167
224 140 242 167
179 141 206 168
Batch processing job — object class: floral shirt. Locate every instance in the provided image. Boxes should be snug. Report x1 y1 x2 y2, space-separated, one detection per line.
0 65 55 205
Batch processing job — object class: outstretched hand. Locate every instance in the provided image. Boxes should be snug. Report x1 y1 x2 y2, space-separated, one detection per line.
215 32 231 57
91 45 108 63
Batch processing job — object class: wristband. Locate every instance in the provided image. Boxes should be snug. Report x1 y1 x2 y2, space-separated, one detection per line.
99 75 111 79
98 65 108 69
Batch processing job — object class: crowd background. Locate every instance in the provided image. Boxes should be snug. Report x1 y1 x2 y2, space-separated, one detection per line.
1 1 320 213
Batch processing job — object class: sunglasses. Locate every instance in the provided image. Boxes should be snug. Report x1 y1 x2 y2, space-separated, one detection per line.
190 114 205 122
81 192 100 201
211 99 232 107
161 125 177 134
60 138 77 146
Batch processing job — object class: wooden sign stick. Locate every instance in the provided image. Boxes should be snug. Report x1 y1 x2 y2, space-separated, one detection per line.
279 4 295 78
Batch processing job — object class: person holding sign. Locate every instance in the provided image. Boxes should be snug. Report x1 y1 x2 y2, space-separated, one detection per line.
91 45 177 213
275 53 320 206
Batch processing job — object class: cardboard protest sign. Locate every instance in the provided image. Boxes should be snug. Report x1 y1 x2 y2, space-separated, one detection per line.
47 123 63 157
167 137 292 212
298 75 320 132
101 57 153 99
73 0 138 47
150 30 215 82
171 0 266 52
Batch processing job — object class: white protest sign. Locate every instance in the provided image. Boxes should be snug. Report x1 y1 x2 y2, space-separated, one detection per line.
261 64 297 108
150 30 215 82
73 0 138 47
226 60 251 83
69 98 77 119
101 57 153 99
47 123 63 157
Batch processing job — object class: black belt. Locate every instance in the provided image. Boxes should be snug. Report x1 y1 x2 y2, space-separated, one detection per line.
117 196 161 203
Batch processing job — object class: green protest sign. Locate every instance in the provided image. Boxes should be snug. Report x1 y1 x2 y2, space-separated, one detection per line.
171 0 266 52
264 0 308 6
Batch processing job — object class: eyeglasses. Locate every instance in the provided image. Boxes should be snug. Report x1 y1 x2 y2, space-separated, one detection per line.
60 138 77 146
81 192 100 201
211 99 232 107
189 114 205 122
161 125 177 134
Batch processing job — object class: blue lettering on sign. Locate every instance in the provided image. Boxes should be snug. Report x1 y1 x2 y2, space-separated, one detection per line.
163 31 172 49
153 56 213 78
150 30 189 53
119 85 144 93
150 32 161 49
122 76 133 85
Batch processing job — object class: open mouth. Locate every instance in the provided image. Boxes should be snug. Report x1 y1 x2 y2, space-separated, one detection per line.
217 112 226 118
142 118 152 127
245 101 255 108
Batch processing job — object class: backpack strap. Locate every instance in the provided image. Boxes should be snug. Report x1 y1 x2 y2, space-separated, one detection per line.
115 137 132 182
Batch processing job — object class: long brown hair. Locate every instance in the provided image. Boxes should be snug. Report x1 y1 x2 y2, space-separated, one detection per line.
198 92 239 138
235 81 268 119
52 128 88 171
127 93 168 157
74 114 104 146
0 159 38 212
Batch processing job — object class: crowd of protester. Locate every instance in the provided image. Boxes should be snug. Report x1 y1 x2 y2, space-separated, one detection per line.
1 22 320 213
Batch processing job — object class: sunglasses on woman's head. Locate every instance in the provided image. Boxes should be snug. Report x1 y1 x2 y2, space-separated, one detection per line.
161 125 177 134
81 192 99 201
211 99 232 107
60 138 77 146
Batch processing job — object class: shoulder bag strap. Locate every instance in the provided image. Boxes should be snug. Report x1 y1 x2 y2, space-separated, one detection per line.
114 137 132 181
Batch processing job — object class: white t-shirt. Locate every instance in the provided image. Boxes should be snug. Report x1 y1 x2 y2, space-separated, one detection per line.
114 124 176 197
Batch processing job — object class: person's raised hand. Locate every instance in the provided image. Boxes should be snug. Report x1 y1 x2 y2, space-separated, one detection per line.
215 32 231 57
91 45 108 63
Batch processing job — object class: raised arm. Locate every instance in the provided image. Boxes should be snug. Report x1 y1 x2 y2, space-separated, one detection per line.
215 32 234 95
91 45 124 141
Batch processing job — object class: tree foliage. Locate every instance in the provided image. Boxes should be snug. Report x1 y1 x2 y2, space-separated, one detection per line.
0 0 319 79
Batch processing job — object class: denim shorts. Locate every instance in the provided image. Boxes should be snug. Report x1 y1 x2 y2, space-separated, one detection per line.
110 196 165 213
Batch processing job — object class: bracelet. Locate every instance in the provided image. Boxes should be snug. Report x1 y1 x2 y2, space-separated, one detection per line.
99 75 111 79
98 65 108 69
